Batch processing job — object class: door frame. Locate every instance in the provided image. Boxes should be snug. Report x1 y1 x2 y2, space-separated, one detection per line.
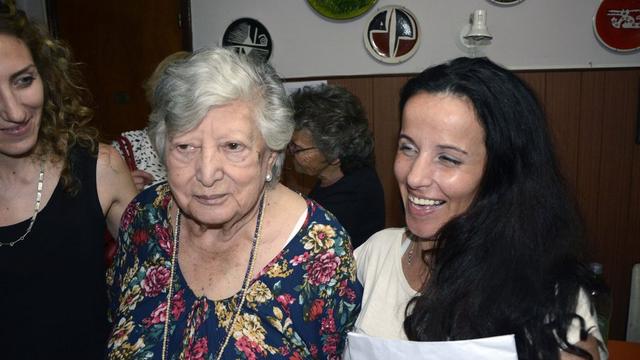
45 0 193 51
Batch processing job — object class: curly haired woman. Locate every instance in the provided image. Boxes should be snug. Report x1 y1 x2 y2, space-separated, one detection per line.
0 4 136 358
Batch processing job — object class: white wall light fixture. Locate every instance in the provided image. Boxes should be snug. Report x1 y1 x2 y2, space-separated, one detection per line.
459 9 493 57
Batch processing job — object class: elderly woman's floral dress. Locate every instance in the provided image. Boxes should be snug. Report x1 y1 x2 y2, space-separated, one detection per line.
106 183 362 359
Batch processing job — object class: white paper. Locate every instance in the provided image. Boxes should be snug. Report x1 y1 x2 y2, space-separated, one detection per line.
343 332 518 360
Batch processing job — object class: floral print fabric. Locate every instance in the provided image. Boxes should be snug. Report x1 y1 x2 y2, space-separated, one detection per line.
107 183 362 359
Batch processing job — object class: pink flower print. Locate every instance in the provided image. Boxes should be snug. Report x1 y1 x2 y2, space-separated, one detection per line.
141 265 170 297
158 229 173 255
185 299 209 335
184 337 208 360
160 194 171 208
321 309 336 334
291 252 310 266
279 346 290 356
310 344 319 358
276 293 295 315
155 223 170 246
142 289 185 327
235 336 265 360
120 206 136 229
142 301 167 327
306 251 341 286
338 279 357 302
171 289 185 319
322 334 340 357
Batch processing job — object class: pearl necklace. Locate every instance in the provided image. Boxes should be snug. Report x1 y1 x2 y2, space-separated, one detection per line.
161 192 266 360
1 160 45 248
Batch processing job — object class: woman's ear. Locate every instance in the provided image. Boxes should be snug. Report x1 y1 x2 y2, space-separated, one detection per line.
267 150 278 170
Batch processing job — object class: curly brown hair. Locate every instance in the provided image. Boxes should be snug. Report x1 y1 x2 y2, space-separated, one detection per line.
1 2 98 194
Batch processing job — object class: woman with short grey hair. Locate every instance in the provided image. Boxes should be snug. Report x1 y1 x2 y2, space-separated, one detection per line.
289 84 385 249
149 47 292 184
107 47 362 360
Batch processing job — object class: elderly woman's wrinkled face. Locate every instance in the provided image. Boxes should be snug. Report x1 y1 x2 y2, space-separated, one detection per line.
288 129 329 177
166 101 276 227
0 35 44 159
395 92 486 239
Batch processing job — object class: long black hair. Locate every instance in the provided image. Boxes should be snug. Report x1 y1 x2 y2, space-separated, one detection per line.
402 57 596 359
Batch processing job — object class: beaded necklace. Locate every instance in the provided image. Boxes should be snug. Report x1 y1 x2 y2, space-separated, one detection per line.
161 192 266 360
1 160 44 247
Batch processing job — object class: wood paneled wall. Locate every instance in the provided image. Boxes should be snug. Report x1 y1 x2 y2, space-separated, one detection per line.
282 67 640 340
518 68 640 341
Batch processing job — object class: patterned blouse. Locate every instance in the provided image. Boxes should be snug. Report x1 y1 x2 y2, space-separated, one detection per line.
107 183 362 359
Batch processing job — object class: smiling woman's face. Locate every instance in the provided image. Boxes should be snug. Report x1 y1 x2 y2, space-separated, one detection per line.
166 101 276 228
0 34 44 159
395 92 487 239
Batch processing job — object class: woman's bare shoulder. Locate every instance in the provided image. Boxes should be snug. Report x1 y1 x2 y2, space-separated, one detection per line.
97 143 129 171
96 143 137 236
269 184 307 214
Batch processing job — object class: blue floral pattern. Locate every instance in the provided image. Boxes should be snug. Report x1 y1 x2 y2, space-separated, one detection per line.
107 183 362 359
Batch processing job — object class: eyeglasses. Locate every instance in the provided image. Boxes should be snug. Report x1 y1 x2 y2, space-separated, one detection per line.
287 143 317 155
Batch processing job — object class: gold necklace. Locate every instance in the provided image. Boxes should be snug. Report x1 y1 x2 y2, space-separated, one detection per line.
161 192 267 360
1 160 45 248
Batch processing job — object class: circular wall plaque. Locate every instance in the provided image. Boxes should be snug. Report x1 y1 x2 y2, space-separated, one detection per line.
593 0 640 52
363 5 420 64
308 0 377 20
488 0 525 5
222 18 273 62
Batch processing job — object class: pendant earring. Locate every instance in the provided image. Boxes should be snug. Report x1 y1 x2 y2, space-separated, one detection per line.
265 173 273 182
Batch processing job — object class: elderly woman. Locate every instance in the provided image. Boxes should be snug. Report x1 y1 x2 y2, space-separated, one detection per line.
0 5 136 358
352 57 607 359
289 85 385 249
106 48 362 360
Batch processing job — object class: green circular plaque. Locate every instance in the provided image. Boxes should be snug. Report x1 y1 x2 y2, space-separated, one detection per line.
308 0 378 20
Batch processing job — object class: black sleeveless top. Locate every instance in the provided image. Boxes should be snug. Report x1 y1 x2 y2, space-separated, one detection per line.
0 147 109 359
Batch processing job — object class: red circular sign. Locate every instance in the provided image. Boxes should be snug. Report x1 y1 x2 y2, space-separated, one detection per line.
363 6 420 64
593 0 640 52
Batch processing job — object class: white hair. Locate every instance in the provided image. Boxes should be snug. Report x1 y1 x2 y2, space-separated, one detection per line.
148 47 293 182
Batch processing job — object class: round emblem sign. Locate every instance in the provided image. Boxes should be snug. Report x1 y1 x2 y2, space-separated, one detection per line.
222 18 273 62
593 0 640 52
487 0 525 5
364 5 420 64
307 0 377 20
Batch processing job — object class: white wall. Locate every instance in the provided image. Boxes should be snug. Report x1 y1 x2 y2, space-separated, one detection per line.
192 0 640 78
